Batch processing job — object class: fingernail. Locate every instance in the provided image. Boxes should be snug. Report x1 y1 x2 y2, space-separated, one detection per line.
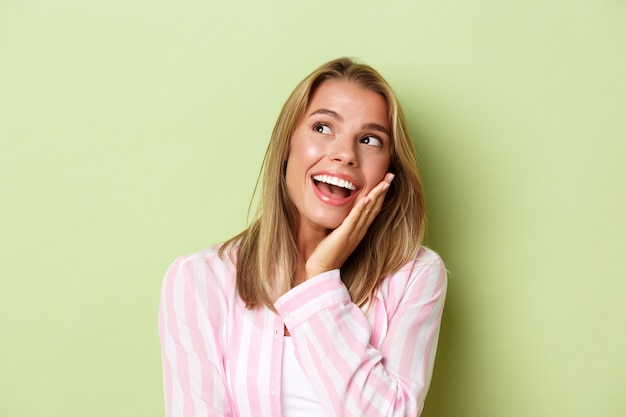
387 173 395 183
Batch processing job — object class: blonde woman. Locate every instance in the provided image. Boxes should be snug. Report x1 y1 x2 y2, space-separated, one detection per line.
159 57 447 417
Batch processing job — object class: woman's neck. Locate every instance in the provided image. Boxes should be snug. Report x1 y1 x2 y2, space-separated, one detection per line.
294 221 329 284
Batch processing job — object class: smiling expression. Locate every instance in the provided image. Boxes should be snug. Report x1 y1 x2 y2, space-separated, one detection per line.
285 80 392 234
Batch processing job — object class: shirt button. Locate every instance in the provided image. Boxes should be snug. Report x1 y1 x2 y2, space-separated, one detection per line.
274 328 279 337
270 382 276 395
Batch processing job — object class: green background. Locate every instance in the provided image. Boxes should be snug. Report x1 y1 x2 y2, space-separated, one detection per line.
1 1 625 416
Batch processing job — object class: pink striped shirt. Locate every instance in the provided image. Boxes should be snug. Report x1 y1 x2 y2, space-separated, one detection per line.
159 244 447 417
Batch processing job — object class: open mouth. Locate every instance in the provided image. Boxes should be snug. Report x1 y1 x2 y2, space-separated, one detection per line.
312 174 357 199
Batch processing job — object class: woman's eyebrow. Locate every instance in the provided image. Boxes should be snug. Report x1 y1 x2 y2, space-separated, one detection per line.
308 108 342 121
362 123 390 136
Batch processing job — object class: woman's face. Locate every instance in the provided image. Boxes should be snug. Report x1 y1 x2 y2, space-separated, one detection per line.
285 80 392 233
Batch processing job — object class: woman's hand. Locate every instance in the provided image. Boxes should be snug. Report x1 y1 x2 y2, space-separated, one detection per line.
305 173 395 279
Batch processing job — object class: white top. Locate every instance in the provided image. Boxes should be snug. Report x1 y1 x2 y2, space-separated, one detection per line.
281 337 328 416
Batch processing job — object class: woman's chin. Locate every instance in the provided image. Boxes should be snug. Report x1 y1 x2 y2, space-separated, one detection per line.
320 214 349 231
301 212 348 233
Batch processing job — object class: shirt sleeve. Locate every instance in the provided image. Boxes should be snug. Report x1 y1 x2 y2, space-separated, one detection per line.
158 256 233 417
274 251 447 417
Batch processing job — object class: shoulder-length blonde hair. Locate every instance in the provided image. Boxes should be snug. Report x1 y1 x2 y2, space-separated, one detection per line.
221 57 425 311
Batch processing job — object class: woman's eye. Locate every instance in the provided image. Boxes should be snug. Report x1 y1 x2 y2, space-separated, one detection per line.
313 123 331 135
360 136 383 147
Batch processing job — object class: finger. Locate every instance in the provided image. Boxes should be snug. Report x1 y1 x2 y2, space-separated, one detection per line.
357 173 394 221
336 191 388 244
335 173 395 235
366 173 394 201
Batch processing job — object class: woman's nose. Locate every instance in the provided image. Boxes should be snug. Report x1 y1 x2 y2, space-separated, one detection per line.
329 138 358 166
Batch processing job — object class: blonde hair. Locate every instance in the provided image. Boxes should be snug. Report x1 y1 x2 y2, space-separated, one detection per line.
220 57 425 311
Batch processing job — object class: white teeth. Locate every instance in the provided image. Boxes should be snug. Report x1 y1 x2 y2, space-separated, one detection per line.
313 174 357 191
